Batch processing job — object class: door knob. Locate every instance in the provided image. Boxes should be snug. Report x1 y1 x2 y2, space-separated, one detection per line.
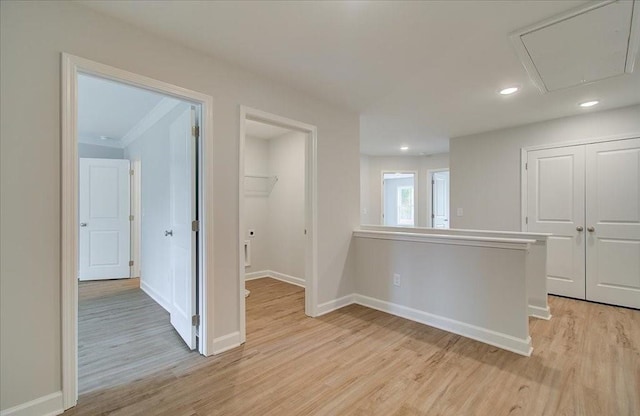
80 223 87 227
576 226 583 232
164 230 173 237
587 226 595 232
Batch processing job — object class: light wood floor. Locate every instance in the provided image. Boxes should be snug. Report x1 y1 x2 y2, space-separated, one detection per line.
66 278 639 416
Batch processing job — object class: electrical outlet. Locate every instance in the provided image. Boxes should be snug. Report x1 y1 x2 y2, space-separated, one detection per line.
456 208 464 217
393 273 401 287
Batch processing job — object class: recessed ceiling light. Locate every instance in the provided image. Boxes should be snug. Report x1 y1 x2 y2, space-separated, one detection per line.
499 86 519 95
579 100 599 108
400 146 409 151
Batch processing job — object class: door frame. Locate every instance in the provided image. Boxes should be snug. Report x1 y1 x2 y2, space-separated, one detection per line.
61 53 215 410
380 170 418 226
520 133 640 232
238 106 318 342
427 168 449 228
131 159 142 278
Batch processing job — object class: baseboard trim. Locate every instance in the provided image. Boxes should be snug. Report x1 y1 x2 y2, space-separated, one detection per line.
268 271 305 288
244 270 270 280
212 331 242 355
244 270 305 288
353 294 533 357
140 280 171 313
528 304 552 320
0 391 63 416
316 294 355 316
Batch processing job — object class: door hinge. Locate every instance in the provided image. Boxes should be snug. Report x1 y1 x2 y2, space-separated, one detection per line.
432 180 435 185
192 220 200 232
525 216 528 224
130 169 134 176
192 314 200 326
129 260 134 267
431 213 435 218
525 163 528 170
192 125 200 138
129 215 134 221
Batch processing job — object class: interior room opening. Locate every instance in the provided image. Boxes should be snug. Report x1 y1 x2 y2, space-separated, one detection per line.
76 73 202 395
242 118 308 336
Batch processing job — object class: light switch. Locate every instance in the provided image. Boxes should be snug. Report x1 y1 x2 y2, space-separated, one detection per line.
456 208 464 217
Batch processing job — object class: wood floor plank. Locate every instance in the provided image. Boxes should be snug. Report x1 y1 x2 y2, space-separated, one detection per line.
65 278 640 416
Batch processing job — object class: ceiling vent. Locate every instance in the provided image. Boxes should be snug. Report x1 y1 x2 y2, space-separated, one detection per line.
510 0 640 93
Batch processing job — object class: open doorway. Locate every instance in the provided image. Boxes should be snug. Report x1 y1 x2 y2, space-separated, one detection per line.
238 107 318 343
428 169 450 228
75 73 201 395
382 172 416 227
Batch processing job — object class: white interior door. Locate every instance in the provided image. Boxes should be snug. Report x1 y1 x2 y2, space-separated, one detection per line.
432 170 449 228
527 146 586 299
585 138 640 309
168 107 197 349
79 158 131 280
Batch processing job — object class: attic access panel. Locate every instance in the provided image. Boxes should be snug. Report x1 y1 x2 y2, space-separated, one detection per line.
510 0 639 93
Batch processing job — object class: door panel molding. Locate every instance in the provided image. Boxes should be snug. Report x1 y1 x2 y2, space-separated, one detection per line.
522 134 640 308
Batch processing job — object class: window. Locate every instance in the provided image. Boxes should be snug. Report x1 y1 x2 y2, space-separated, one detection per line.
397 186 414 226
382 172 415 227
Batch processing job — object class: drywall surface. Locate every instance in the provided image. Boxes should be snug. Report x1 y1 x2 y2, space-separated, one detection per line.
267 131 306 279
0 1 359 410
450 105 640 231
124 104 190 309
244 136 271 273
243 132 306 280
361 153 449 226
353 234 530 353
78 143 125 159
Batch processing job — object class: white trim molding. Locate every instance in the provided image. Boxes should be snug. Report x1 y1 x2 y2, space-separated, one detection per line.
316 294 356 316
353 229 535 251
0 391 63 416
353 294 533 357
245 270 305 288
212 332 242 355
528 305 552 321
312 293 533 356
238 106 319 345
61 53 215 410
140 280 171 313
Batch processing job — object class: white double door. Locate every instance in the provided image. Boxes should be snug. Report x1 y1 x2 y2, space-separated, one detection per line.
527 138 640 309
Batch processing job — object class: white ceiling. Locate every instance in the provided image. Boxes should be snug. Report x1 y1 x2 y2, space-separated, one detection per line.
78 74 165 147
246 119 293 140
79 0 640 156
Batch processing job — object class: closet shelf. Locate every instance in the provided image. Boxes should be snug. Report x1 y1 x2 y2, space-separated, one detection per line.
244 175 278 196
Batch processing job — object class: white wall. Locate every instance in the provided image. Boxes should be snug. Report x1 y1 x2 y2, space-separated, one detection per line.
0 1 359 411
450 104 640 231
359 155 371 224
267 131 306 279
361 153 449 226
244 136 271 273
244 132 306 280
124 103 190 309
78 143 124 159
